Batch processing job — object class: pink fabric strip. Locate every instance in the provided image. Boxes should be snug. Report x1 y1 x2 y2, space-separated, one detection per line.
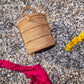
0 60 51 84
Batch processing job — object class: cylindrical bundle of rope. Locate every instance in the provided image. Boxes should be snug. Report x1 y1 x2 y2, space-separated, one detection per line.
16 6 55 54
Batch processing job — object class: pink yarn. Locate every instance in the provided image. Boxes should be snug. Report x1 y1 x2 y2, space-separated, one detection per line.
0 60 51 84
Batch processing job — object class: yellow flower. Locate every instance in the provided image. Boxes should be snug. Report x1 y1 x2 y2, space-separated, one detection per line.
71 36 78 45
66 41 74 48
80 31 84 40
78 35 82 42
65 46 70 51
65 31 84 52
65 41 74 51
77 32 84 42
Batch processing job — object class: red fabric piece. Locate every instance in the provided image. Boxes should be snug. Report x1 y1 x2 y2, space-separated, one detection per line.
0 60 51 84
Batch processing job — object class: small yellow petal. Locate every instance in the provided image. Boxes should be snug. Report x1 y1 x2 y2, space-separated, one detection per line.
66 41 74 48
78 35 82 42
65 31 84 52
71 36 78 45
80 32 84 39
65 46 70 51
65 48 70 51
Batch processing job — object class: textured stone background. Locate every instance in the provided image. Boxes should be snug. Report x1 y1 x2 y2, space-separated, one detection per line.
0 0 84 84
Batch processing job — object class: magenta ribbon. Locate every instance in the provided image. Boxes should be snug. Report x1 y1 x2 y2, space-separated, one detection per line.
0 60 51 84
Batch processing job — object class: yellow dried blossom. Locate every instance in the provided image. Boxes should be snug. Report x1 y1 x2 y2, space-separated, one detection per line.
65 41 74 51
65 47 70 52
71 36 78 45
65 31 84 52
